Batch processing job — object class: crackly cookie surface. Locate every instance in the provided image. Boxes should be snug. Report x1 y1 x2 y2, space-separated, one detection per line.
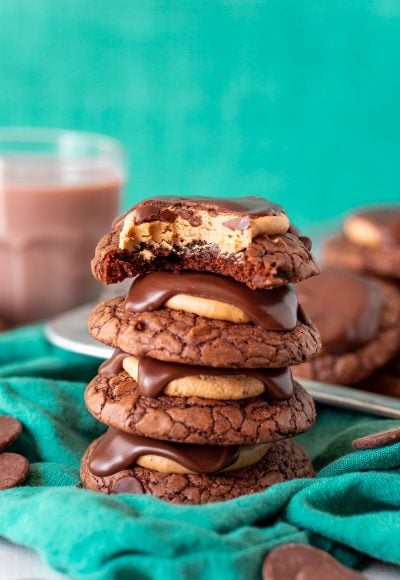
92 196 319 289
80 438 314 504
85 373 316 445
88 297 321 368
293 272 400 385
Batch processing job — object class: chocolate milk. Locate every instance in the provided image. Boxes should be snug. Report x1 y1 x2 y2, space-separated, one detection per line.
0 164 121 324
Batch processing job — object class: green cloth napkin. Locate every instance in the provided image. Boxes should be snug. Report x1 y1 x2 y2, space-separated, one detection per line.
0 326 399 580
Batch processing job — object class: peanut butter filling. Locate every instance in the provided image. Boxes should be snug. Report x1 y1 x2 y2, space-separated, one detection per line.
122 355 265 400
165 294 250 324
120 209 290 254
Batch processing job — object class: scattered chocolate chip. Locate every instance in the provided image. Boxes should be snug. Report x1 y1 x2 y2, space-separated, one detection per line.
352 426 400 450
76 482 83 489
111 476 144 495
262 544 364 580
0 416 23 451
0 453 29 490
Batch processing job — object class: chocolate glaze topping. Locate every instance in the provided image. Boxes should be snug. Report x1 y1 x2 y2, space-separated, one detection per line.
113 195 284 230
350 207 400 247
125 271 299 331
90 428 240 477
99 350 129 376
99 350 294 401
296 268 383 354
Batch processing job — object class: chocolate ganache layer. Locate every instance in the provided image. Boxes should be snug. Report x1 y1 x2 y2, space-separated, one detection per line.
114 195 284 229
90 428 240 477
125 271 301 331
99 350 294 401
296 268 384 354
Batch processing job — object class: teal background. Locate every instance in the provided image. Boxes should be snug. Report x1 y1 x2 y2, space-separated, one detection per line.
0 1 399 227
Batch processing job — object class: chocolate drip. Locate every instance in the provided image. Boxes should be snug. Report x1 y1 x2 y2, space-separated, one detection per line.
98 350 129 376
349 207 400 247
113 195 284 228
138 357 293 401
111 476 144 495
296 268 384 354
99 350 294 401
125 271 298 331
90 428 240 477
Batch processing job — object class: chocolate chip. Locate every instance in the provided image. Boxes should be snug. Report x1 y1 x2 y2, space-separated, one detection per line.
352 426 400 450
111 476 144 495
0 416 23 451
262 544 364 580
0 453 29 490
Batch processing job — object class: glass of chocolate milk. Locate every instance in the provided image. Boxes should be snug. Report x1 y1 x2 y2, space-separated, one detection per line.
0 128 124 325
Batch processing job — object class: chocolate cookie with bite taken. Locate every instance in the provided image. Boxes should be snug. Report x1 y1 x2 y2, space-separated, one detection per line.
92 196 319 289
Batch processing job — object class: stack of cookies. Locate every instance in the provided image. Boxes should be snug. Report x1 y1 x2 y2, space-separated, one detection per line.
293 207 400 391
80 196 321 504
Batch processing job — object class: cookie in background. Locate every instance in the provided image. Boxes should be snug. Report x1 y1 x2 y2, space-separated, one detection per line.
323 206 400 279
293 268 400 385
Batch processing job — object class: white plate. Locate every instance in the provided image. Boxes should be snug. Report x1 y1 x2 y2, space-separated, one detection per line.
45 303 113 359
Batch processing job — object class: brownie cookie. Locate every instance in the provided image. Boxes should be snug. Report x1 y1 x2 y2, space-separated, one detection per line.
323 235 400 279
80 438 314 504
85 372 316 445
293 270 400 385
92 196 319 289
323 207 400 278
88 298 321 368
